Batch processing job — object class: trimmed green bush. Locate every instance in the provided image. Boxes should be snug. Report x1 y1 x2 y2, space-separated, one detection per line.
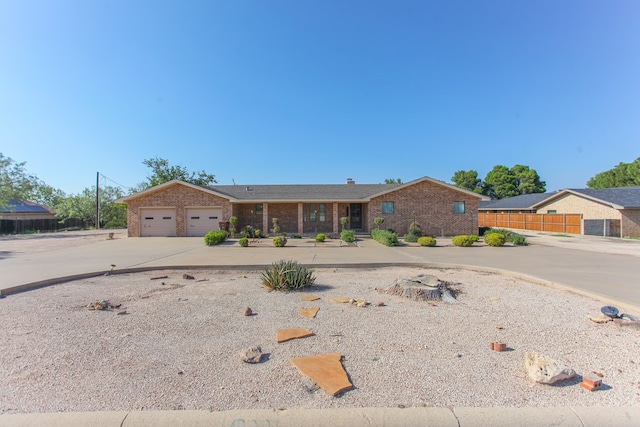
261 259 316 291
341 229 356 243
254 229 262 238
204 230 229 246
452 234 478 247
371 228 399 246
273 235 288 247
483 228 528 246
404 221 422 242
315 233 326 242
484 233 506 247
238 237 249 247
510 234 528 246
417 236 437 247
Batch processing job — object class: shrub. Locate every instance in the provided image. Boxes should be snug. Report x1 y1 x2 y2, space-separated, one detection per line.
371 228 399 246
273 236 288 247
315 233 326 242
484 233 506 247
374 217 385 229
452 234 478 247
261 259 316 291
238 237 249 247
291 234 302 239
204 230 229 246
254 229 262 238
510 234 528 246
272 218 281 235
341 229 356 243
404 221 422 242
340 216 349 231
417 236 437 247
484 228 528 246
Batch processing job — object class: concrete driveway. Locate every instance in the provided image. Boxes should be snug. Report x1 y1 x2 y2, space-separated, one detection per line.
2 229 639 310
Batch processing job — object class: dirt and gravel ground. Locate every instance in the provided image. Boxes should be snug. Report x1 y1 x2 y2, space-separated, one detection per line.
1 230 639 414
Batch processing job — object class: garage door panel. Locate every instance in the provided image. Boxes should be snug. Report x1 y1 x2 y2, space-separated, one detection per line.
140 209 176 237
186 208 222 237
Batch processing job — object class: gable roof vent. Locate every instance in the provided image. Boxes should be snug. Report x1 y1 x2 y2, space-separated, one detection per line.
346 178 355 184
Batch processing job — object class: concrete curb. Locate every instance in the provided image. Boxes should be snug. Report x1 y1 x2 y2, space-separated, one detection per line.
3 262 639 313
1 407 639 426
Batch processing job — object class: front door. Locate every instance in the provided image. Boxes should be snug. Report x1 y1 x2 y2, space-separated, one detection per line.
350 203 362 229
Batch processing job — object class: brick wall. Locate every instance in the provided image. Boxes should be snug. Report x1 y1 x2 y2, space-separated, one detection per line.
302 203 335 234
368 180 479 236
234 203 264 233
266 203 298 234
125 183 231 237
538 194 621 220
621 209 640 238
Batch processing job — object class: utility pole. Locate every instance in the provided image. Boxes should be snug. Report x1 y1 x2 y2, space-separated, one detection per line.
96 172 100 229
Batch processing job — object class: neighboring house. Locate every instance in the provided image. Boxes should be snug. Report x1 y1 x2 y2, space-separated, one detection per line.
118 177 487 237
479 187 640 238
0 198 56 220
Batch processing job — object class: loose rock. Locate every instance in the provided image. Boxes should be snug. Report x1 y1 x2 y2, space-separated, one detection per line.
244 307 253 316
524 352 576 384
183 274 195 280
239 346 263 363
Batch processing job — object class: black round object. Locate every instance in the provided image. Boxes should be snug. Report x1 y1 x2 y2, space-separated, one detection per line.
601 305 619 318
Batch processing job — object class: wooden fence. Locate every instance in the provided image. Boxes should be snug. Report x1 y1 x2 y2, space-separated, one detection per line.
478 213 582 234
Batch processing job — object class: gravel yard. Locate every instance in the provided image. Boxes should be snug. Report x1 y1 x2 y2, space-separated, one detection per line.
2 266 639 414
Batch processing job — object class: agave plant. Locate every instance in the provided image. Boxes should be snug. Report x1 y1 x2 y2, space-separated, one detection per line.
261 259 316 291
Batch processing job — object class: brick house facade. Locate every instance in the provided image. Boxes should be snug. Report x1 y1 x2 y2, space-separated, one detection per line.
119 177 487 237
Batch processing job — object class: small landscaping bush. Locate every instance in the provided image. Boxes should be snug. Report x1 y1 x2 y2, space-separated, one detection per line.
371 228 399 246
273 235 288 247
452 234 478 247
341 229 356 243
254 229 262 238
374 217 385 229
417 236 437 247
238 237 249 247
315 233 326 242
261 259 316 291
204 230 229 246
484 233 506 247
484 228 528 246
404 221 422 243
291 234 302 239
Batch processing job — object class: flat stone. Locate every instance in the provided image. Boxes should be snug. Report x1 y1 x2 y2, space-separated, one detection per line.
300 307 320 318
525 352 576 384
290 353 353 396
301 295 320 301
276 328 314 343
330 296 351 303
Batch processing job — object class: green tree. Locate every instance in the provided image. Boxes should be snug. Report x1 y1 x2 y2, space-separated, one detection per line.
55 185 126 228
0 153 66 208
136 157 216 191
482 165 519 199
384 178 403 184
511 164 546 194
587 157 640 188
451 170 482 193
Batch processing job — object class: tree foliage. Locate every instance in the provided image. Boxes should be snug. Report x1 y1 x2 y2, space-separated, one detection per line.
136 157 216 190
384 178 403 184
452 164 546 199
587 157 640 188
451 170 482 193
55 185 126 228
0 152 66 208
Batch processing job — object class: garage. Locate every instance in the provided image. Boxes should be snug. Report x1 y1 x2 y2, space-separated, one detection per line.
186 208 222 237
140 208 177 237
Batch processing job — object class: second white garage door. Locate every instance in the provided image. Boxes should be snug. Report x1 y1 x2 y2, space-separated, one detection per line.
186 208 223 237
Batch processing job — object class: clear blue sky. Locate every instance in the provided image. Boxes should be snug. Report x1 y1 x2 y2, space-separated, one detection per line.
1 0 638 195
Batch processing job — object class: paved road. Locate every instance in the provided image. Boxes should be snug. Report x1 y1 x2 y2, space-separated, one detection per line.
2 234 639 310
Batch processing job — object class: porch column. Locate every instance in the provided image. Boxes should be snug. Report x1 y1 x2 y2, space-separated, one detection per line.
298 203 304 235
333 203 339 234
263 203 269 235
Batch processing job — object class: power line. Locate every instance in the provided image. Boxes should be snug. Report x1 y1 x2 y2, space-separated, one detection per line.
98 173 133 191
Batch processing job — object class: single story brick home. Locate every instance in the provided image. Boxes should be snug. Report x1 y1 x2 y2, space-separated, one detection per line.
479 186 640 238
118 177 488 237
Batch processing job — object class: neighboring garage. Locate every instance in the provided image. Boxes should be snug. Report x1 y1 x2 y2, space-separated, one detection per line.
139 208 176 237
186 207 222 237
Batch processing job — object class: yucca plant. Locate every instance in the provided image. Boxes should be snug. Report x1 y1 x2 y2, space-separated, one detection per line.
261 260 316 291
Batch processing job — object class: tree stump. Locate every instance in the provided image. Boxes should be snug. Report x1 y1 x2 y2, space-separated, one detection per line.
381 274 458 303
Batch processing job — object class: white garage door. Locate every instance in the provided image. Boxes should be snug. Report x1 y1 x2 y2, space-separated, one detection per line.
140 208 177 237
186 208 223 237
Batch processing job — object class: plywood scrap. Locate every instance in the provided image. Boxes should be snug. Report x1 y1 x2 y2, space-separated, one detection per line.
276 328 314 343
301 294 320 302
291 353 353 396
330 296 351 303
300 307 320 318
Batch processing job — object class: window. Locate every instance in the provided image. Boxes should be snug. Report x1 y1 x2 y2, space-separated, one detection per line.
319 203 326 221
453 202 465 214
304 203 326 221
255 204 263 215
547 210 557 214
382 201 394 214
310 203 316 221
